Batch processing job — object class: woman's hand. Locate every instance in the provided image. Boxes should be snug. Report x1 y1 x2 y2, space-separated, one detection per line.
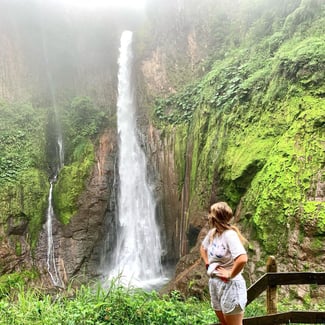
216 266 231 281
217 254 247 281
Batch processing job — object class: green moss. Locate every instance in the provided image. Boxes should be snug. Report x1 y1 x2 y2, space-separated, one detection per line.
302 202 325 235
21 169 49 244
244 97 325 253
52 97 106 225
0 101 49 249
0 169 49 248
53 140 95 224
275 36 325 91
310 237 324 252
15 241 22 256
194 116 219 196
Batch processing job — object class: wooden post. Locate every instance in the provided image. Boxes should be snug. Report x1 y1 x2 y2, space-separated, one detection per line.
266 256 277 314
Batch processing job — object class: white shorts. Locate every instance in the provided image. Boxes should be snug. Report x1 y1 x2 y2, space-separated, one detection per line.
208 277 247 314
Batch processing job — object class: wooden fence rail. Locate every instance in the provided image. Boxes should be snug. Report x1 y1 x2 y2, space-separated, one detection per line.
247 271 325 305
212 256 325 325
242 311 325 325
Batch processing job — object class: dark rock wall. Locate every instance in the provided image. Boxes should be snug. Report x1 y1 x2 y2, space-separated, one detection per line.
35 129 117 285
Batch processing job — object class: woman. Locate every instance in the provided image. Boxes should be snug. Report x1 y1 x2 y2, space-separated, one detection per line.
200 202 248 325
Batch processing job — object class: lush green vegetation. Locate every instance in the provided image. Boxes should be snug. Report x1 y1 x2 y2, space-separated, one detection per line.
152 0 325 258
0 270 39 299
53 96 106 224
0 278 216 325
0 101 49 247
0 96 107 246
154 83 203 125
0 274 324 325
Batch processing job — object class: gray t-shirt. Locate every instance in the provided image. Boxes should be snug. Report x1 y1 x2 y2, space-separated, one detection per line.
202 229 246 280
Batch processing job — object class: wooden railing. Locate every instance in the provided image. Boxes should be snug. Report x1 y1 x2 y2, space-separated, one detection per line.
213 256 325 325
242 311 325 324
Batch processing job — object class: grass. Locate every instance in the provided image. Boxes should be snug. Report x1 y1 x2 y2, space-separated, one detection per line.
0 280 216 325
1 277 324 325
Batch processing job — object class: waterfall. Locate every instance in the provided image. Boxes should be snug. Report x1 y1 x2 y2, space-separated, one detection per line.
40 7 64 287
104 31 167 289
45 130 64 288
46 181 62 287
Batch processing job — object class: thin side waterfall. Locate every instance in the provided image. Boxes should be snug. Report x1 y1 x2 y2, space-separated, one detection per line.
40 8 64 287
105 31 167 289
45 122 64 288
46 180 62 287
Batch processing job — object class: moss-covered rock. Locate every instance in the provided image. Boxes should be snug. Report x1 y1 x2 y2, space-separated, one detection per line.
53 139 95 224
0 102 49 248
244 96 325 253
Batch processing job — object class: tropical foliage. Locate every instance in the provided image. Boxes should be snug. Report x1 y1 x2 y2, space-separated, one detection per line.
1 276 323 325
151 0 325 258
0 96 107 244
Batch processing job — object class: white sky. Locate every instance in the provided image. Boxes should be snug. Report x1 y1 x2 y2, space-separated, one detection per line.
60 0 146 10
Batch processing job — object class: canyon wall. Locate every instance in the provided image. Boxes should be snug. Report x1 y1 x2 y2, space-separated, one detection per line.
137 0 325 296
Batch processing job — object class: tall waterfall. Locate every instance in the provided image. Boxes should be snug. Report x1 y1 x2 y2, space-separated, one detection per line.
106 31 166 289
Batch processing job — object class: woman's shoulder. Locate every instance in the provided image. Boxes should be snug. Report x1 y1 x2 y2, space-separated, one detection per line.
224 228 236 234
223 228 239 239
202 228 215 243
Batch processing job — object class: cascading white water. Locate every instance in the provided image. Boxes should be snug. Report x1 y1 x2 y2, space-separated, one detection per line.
45 130 64 288
46 181 62 287
107 31 166 289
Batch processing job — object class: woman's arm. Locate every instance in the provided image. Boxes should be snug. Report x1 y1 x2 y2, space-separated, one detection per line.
200 245 209 265
229 254 247 278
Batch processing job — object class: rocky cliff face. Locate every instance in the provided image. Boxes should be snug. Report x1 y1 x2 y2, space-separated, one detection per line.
137 43 211 297
0 129 117 286
34 129 117 286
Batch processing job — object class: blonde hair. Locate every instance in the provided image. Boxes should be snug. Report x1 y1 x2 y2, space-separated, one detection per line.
208 202 247 244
